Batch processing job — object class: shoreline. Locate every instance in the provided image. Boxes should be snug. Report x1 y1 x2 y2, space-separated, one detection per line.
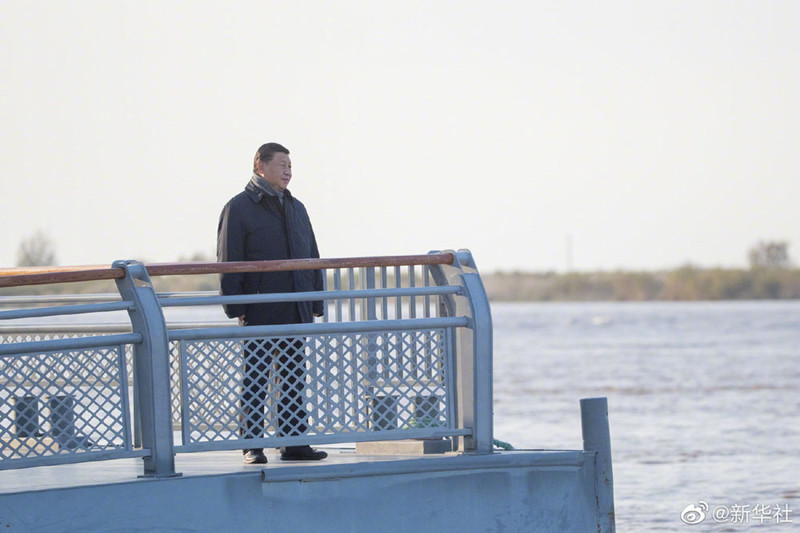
2 267 800 302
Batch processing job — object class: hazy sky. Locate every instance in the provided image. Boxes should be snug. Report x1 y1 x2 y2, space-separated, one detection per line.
2 1 798 273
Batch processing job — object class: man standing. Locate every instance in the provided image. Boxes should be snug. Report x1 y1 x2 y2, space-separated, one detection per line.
217 142 327 464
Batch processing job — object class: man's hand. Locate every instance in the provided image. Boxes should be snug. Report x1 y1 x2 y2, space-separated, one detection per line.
238 315 245 326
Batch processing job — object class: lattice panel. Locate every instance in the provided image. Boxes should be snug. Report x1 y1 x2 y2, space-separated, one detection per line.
0 345 131 463
180 328 450 446
1 332 137 385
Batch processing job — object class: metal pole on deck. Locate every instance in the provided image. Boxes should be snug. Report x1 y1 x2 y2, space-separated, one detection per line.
581 397 616 533
114 261 179 478
444 250 494 455
462 273 493 454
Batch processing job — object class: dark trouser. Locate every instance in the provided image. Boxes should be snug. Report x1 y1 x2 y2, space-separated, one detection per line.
240 338 308 444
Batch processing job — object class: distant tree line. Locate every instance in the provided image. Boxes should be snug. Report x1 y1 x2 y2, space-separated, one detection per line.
483 266 800 301
484 241 800 301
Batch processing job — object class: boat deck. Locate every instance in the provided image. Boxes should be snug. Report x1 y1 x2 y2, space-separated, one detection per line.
0 446 606 532
0 445 587 495
0 445 418 494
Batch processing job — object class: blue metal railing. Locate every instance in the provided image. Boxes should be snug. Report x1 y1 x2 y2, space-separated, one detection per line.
0 250 493 477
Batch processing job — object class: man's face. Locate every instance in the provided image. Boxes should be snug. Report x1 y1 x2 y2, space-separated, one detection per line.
257 152 292 191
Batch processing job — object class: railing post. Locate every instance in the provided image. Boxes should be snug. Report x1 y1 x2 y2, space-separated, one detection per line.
461 272 493 454
457 251 493 454
114 260 179 478
431 250 494 454
581 397 616 533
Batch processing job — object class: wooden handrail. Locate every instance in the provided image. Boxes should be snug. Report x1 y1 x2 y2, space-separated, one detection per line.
0 267 126 288
0 253 455 288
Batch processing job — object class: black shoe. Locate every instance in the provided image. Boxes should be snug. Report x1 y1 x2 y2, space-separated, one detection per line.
280 445 327 461
243 449 268 464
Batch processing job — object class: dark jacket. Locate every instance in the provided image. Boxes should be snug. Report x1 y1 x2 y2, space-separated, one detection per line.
217 180 324 325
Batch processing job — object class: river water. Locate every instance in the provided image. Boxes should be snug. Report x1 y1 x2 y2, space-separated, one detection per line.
491 301 800 530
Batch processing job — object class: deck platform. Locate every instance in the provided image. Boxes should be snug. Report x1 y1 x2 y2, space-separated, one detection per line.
0 446 600 532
